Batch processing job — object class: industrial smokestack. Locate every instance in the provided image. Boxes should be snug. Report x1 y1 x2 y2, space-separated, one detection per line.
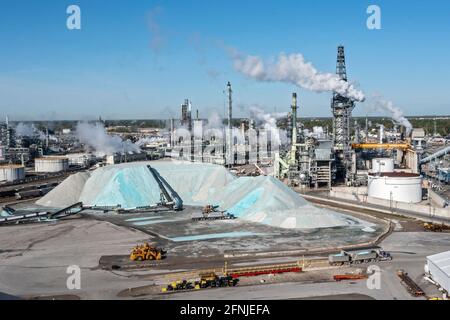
227 82 232 130
378 124 384 144
45 127 49 149
290 92 298 165
227 81 233 166
291 93 298 145
170 118 174 146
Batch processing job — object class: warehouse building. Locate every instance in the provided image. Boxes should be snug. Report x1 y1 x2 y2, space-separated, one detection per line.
426 251 450 295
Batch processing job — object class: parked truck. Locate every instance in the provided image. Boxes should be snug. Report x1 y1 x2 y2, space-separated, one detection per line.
329 248 392 266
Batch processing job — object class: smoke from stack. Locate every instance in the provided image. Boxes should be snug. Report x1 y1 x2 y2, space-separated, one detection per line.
15 122 47 140
75 122 140 156
230 50 365 102
228 46 414 139
249 106 288 146
366 97 413 136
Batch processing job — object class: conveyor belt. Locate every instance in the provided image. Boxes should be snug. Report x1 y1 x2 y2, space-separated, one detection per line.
0 202 84 225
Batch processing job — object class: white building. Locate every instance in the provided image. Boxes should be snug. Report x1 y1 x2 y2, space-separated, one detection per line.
426 251 450 295
66 153 96 167
106 151 147 165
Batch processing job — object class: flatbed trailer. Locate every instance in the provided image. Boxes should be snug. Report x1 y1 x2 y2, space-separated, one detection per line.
397 270 425 297
334 274 368 281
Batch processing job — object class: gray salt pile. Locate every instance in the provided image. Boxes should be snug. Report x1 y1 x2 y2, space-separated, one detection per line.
36 171 91 208
37 161 373 230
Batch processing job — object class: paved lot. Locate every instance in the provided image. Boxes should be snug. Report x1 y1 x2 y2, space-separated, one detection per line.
0 213 448 300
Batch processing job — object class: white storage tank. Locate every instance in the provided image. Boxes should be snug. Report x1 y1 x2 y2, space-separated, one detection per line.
368 172 422 203
371 158 394 173
0 165 25 182
35 156 69 173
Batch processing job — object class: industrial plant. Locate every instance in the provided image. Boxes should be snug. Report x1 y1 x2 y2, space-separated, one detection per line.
0 45 449 302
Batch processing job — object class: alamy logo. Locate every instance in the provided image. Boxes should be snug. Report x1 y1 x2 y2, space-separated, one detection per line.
367 5 382 30
366 265 381 290
66 265 81 290
66 5 81 30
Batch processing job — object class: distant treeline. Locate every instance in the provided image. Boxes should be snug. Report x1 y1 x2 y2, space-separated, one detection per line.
8 117 450 136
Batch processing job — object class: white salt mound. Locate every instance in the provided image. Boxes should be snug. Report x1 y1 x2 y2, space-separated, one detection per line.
36 171 91 208
37 160 373 230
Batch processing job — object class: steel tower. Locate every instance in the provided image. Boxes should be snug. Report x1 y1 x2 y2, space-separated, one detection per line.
331 46 356 183
331 45 355 153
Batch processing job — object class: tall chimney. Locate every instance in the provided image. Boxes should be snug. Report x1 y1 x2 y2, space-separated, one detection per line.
379 125 384 144
227 82 232 130
227 82 233 166
291 93 298 145
290 93 298 165
170 118 174 146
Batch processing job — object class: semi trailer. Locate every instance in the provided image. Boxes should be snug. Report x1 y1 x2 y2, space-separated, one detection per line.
329 248 392 266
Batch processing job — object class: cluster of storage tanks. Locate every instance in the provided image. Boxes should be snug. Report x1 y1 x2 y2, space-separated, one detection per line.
0 156 70 183
368 158 423 203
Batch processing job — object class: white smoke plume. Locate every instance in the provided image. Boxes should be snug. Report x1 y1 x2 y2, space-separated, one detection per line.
366 97 413 136
230 50 365 102
75 122 140 156
15 122 46 139
249 106 288 146
206 111 224 130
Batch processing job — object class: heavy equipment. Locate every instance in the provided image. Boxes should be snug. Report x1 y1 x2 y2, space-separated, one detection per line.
161 272 239 293
147 165 183 211
130 243 166 261
329 247 392 266
197 272 238 289
163 280 196 292
423 222 450 232
191 205 235 221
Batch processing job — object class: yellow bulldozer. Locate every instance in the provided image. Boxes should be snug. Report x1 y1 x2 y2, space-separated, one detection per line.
423 222 450 232
130 243 166 261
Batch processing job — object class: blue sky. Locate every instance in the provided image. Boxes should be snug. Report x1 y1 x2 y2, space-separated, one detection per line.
0 0 449 120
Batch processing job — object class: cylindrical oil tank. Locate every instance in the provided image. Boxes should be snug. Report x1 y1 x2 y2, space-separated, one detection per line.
0 165 25 182
368 172 422 203
371 158 394 173
35 156 69 173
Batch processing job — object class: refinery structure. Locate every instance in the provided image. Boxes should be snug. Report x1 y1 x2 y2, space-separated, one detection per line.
0 45 450 301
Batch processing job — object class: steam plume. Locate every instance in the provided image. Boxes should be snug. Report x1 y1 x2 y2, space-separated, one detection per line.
15 122 46 139
249 106 288 146
75 122 140 156
366 97 413 136
230 50 365 102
